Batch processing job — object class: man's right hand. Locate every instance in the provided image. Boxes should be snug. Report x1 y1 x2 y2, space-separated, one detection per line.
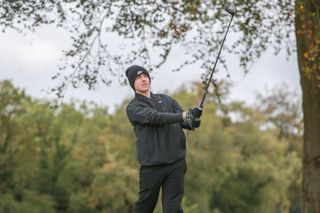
191 117 201 129
184 112 201 130
183 107 202 130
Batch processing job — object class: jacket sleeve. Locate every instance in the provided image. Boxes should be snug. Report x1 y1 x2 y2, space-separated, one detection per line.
126 103 184 126
171 97 193 130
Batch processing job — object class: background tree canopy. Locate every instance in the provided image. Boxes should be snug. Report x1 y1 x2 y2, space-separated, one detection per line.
1 0 319 211
0 0 295 95
0 80 302 212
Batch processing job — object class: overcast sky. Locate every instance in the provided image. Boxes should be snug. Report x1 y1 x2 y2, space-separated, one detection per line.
0 26 300 113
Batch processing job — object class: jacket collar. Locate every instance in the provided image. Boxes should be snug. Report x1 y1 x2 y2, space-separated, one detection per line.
135 92 160 110
135 92 152 100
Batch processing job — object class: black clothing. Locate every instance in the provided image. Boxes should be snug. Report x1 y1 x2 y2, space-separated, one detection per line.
126 92 191 213
135 159 186 213
126 93 191 166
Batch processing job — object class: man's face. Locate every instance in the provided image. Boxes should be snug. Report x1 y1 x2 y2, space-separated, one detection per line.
134 73 150 93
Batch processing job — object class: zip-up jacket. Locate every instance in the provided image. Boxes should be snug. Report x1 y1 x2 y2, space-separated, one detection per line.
126 93 191 166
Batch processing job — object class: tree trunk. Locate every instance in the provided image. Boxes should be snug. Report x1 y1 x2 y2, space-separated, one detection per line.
295 0 320 212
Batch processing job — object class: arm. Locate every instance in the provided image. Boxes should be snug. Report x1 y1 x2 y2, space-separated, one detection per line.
126 103 184 126
171 98 194 130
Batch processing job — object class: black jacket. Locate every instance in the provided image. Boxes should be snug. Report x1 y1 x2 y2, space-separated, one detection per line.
126 93 191 166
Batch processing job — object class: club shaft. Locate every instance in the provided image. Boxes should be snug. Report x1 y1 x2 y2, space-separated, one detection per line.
199 14 234 108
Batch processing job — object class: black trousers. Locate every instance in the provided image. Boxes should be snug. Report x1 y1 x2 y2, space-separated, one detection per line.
134 158 186 213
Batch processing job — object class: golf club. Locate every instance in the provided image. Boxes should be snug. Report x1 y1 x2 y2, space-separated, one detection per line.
199 3 236 108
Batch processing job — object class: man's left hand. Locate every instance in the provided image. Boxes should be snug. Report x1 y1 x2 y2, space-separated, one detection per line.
189 107 203 118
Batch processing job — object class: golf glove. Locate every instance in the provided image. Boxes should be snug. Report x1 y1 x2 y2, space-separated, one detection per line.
186 117 201 130
188 107 203 118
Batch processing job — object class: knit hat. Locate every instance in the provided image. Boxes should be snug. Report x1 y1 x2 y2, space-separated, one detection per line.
125 65 151 90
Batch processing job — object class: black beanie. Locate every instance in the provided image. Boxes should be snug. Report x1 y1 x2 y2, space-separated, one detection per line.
125 65 151 90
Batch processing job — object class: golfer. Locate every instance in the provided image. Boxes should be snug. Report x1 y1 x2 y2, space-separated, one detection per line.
125 65 202 213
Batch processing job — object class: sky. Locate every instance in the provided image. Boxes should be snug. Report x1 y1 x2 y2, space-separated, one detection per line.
0 25 301 113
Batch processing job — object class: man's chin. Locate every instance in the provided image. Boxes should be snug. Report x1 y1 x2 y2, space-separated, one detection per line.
140 87 149 92
136 88 150 94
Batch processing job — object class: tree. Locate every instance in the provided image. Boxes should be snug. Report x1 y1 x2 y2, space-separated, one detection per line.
0 80 31 194
254 84 303 141
171 84 302 212
0 80 138 212
0 80 304 212
1 0 319 211
0 0 296 95
295 1 320 212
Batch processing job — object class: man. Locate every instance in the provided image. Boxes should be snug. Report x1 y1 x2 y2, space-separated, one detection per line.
125 65 202 213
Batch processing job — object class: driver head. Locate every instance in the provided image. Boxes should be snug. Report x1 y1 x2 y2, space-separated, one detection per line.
225 3 236 15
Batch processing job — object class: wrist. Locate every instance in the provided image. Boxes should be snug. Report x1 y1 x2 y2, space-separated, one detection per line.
182 112 187 120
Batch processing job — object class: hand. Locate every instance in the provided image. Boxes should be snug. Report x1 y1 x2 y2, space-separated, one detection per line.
191 117 201 128
186 117 201 130
188 107 203 118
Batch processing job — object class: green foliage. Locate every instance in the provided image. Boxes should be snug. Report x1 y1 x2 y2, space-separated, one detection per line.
0 191 55 213
0 80 302 212
1 0 318 210
182 197 199 213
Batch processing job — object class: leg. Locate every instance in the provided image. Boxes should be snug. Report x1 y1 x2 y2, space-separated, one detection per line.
162 159 186 213
135 165 164 213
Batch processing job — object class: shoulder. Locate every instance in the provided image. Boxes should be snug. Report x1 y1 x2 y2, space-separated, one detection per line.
126 99 139 119
126 98 137 110
127 98 135 106
126 96 146 111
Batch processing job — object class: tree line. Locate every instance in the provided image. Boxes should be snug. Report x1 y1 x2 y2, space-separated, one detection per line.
0 80 303 212
1 1 319 210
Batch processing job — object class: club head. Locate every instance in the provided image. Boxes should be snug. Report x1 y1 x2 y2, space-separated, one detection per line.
225 3 236 16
